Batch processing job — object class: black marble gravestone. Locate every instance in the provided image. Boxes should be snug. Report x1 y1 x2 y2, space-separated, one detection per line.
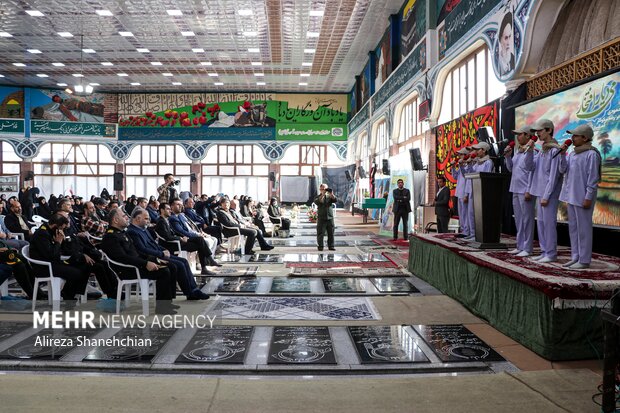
412 324 505 362
322 278 366 293
246 254 283 263
176 326 254 364
215 277 260 293
283 253 358 263
370 278 420 293
0 328 98 359
268 326 336 364
215 254 243 263
0 322 30 342
348 326 430 364
83 328 176 362
211 267 258 277
270 278 311 293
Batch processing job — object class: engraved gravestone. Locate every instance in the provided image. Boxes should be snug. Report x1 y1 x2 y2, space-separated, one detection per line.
348 326 430 364
268 326 336 364
270 278 311 293
215 277 260 293
176 326 253 364
322 278 366 293
0 328 97 360
412 324 505 362
83 328 176 362
371 278 420 293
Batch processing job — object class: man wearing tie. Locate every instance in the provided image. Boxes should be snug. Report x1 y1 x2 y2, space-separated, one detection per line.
392 179 411 240
434 176 451 233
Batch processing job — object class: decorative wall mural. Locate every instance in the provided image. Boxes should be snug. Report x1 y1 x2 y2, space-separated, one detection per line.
29 88 106 123
435 101 499 197
401 0 426 60
0 86 24 118
375 28 392 91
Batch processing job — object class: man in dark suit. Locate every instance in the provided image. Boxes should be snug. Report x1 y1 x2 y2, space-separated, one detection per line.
216 198 257 255
314 184 337 251
100 208 178 314
154 202 219 273
183 197 222 243
127 208 209 299
434 176 451 233
392 179 411 240
5 201 34 241
169 199 218 255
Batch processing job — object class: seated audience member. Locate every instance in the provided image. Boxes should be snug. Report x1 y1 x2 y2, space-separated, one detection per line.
0 214 29 251
169 199 218 255
0 239 38 299
155 202 218 274
0 199 8 215
4 201 34 241
230 200 273 251
268 197 291 230
146 199 160 223
35 196 52 219
249 199 268 235
29 214 92 303
94 197 109 221
81 201 108 238
183 197 222 243
127 208 209 299
217 198 261 255
100 208 178 314
108 199 120 211
56 198 84 236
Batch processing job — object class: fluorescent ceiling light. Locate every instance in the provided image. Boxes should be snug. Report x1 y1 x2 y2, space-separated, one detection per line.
117 73 128 77
167 10 183 16
309 10 324 17
200 61 212 66
25 10 44 17
307 31 320 38
208 73 218 77
119 31 134 37
74 85 84 93
0 74 4 78
89 83 100 86
52 62 65 67
181 31 195 36
72 73 84 77
85 85 94 93
13 63 26 67
130 82 140 86
254 73 264 76
101 62 114 66
57 83 67 86
36 74 48 78
238 10 253 16
304 48 316 53
57 32 73 37
162 73 173 77
0 32 13 37
150 62 163 66
302 62 312 66
27 49 42 54
136 48 150 53
82 48 96 53
192 48 205 53
242 31 258 37
299 82 308 86
172 82 182 85
251 62 262 66
248 48 260 53
300 73 310 77
214 82 223 86
256 82 266 86
95 10 113 16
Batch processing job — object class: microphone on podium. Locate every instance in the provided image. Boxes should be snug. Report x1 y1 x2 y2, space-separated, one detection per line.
552 139 573 159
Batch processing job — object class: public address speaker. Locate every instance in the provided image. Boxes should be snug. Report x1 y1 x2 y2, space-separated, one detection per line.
344 170 352 181
409 148 424 171
113 172 124 191
382 159 390 175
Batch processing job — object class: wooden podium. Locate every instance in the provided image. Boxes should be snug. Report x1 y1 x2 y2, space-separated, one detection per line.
465 172 510 249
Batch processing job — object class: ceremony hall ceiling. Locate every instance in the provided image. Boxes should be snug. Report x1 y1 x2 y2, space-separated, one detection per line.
0 0 403 93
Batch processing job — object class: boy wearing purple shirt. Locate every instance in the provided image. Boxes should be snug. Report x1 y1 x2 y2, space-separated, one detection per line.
505 126 535 256
454 147 472 237
527 119 563 262
464 141 494 241
558 124 601 269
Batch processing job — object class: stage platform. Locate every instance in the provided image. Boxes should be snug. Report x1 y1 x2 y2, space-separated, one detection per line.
408 233 620 360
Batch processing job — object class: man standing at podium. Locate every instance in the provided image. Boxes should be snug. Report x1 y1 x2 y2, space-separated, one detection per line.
392 179 411 240
464 142 494 241
454 147 472 237
434 176 451 233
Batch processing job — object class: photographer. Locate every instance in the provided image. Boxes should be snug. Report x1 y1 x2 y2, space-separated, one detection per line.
314 184 337 251
157 173 179 204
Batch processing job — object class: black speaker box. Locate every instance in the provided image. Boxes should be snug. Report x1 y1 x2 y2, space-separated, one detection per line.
344 170 352 181
382 159 390 175
410 148 424 171
269 172 276 182
113 172 124 191
190 173 197 183
24 171 35 181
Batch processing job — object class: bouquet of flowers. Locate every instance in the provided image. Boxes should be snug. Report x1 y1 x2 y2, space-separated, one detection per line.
307 208 318 223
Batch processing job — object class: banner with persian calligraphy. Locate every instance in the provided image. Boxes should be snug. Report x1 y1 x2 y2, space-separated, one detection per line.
442 0 501 52
0 119 24 134
31 120 116 138
400 0 426 61
516 71 620 228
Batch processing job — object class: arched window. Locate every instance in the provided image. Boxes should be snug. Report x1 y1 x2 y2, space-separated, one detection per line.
438 46 506 124
0 142 21 175
201 144 269 200
125 145 191 198
32 143 115 197
373 120 389 173
280 144 338 176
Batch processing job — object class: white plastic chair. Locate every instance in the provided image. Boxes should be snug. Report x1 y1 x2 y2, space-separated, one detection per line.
221 224 245 254
0 279 8 297
8 232 24 240
30 215 47 229
99 251 155 316
268 214 283 236
22 245 87 311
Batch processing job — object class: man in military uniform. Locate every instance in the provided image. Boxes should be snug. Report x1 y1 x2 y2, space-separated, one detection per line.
100 208 178 314
392 179 411 240
314 184 337 251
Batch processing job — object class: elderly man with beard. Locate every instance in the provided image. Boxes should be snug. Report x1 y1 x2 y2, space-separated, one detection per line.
4 201 34 241
82 201 108 238
127 208 209 300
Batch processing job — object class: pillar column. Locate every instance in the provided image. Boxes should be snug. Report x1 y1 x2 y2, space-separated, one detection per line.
115 161 126 200
190 161 201 195
269 162 280 200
